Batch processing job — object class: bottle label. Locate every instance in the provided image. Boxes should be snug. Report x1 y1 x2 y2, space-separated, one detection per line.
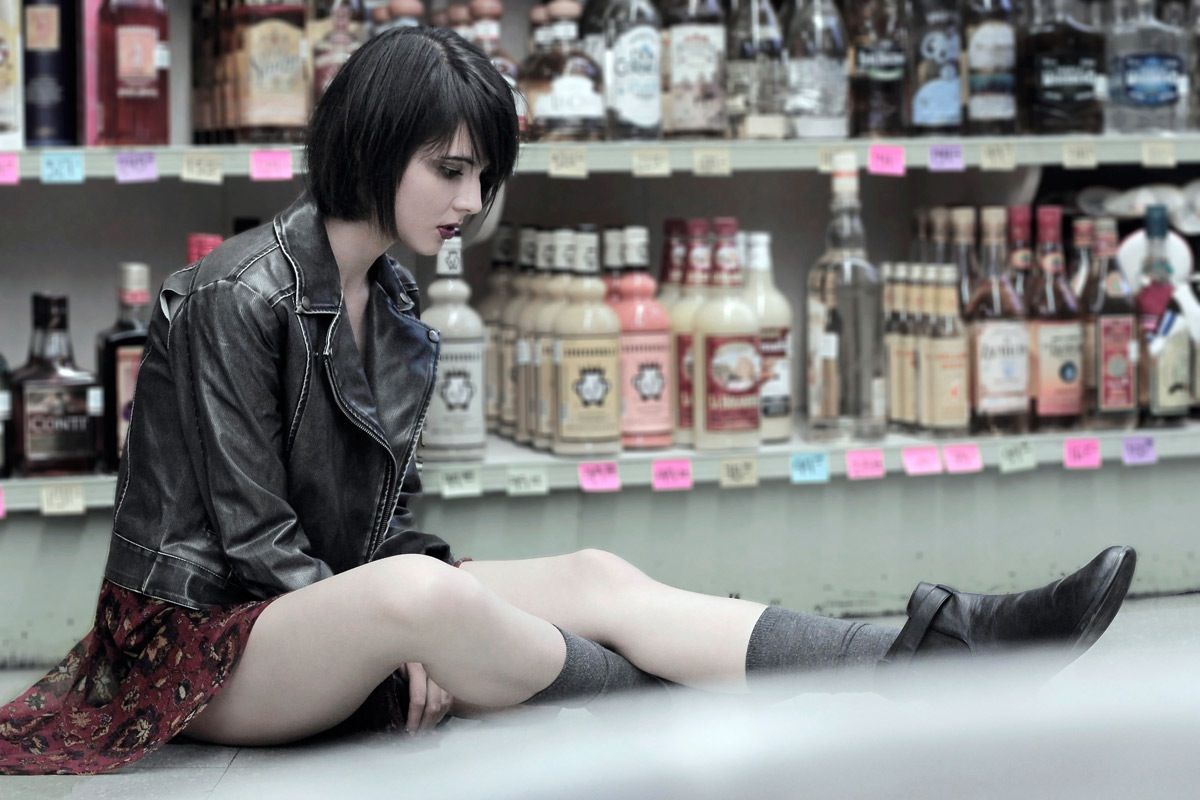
582 32 606 69
898 332 918 423
852 43 905 82
313 28 362 98
475 19 501 42
726 60 759 118
1010 247 1033 272
1041 251 1064 273
703 335 761 433
966 21 1016 121
24 6 59 51
785 58 849 137
806 297 829 419
1034 321 1083 416
620 331 673 436
1036 55 1100 107
423 338 487 450
557 335 621 443
537 335 558 439
1118 54 1183 108
972 320 1029 414
115 344 144 459
499 325 518 424
1097 315 1136 412
0 388 9 421
911 25 962 127
928 335 970 429
240 20 308 127
664 24 726 133
23 383 95 462
676 332 694 430
117 26 160 98
1150 326 1191 415
534 74 605 121
759 327 792 419
0 17 17 132
609 26 662 128
485 322 501 421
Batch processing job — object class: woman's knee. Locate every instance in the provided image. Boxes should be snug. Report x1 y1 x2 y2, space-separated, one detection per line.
366 554 488 630
568 549 652 597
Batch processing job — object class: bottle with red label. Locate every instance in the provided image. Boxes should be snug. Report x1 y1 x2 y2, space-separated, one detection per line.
1028 205 1083 431
692 217 761 451
1082 216 1138 429
97 262 151 472
99 0 169 145
670 218 713 445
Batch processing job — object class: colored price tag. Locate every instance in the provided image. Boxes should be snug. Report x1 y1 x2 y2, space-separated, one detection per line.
998 440 1037 474
41 151 85 184
249 149 294 181
790 452 830 484
0 153 19 185
1142 140 1177 169
632 148 672 177
693 147 732 176
845 449 886 480
652 459 693 492
867 144 906 176
506 466 549 496
980 142 1017 171
901 446 943 476
1122 436 1157 466
719 457 759 489
182 151 224 185
817 147 852 174
548 147 589 178
927 143 965 172
440 468 482 499
1062 141 1098 169
40 484 86 516
115 151 158 183
0 486 6 520
1063 438 1102 470
578 461 621 493
943 443 983 474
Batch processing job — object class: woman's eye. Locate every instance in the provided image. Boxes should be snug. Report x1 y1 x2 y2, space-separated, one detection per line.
440 167 463 179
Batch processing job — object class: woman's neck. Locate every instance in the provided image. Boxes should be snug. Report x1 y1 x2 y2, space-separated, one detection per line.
324 217 392 294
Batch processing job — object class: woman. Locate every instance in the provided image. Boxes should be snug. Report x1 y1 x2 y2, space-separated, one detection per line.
1 27 1135 775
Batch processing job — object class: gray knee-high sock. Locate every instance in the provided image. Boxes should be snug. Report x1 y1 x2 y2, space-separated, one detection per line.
744 605 900 690
525 627 667 708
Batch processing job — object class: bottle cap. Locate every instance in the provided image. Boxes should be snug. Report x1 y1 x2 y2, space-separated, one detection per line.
712 216 738 238
518 226 539 269
664 218 686 237
1037 206 1063 242
529 5 547 23
929 207 950 236
622 226 649 267
746 231 771 272
546 0 582 20
435 235 464 277
980 206 1006 229
603 227 624 269
535 230 555 272
470 0 503 18
553 228 576 271
832 152 859 196
120 262 153 306
951 206 975 229
686 218 710 238
895 262 910 281
574 229 600 275
1009 205 1032 239
35 294 69 331
1145 205 1169 239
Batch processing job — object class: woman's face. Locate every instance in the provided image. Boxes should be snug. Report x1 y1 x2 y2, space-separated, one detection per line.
393 126 486 256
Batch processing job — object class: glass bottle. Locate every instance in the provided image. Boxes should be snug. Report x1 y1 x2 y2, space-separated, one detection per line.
727 0 787 137
1137 204 1191 425
847 0 908 137
928 206 950 264
526 0 606 141
533 228 582 450
965 207 1030 435
498 226 538 439
448 1 473 40
603 0 662 139
1106 0 1191 133
1067 216 1095 301
312 0 368 106
10 295 102 476
671 218 713 445
1082 216 1139 429
1007 204 1035 309
950 206 979 313
924 264 971 438
963 0 1018 134
615 225 674 449
580 0 614 67
892 262 919 431
478 223 514 433
520 5 550 80
96 262 151 473
516 230 557 445
1020 0 1105 133
658 218 688 310
603 226 624 304
24 0 78 145
910 208 929 262
234 1 309 144
743 231 793 443
472 0 525 137
913 263 936 433
662 0 728 138
882 262 900 429
0 0 20 142
907 0 963 134
1029 205 1084 431
783 0 849 137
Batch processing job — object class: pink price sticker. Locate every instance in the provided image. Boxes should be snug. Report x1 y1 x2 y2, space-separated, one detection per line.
578 461 621 493
943 443 983 474
114 151 158 183
928 143 965 172
868 145 906 177
1063 438 1102 470
1121 436 1157 466
250 150 295 181
901 446 943 476
0 153 19 185
845 449 886 480
651 459 693 492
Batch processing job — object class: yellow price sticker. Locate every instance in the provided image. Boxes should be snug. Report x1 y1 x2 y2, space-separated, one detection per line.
1062 141 1098 169
40 484 86 516
440 468 483 499
719 457 759 489
631 148 672 177
817 146 852 174
998 441 1038 475
506 466 549 497
979 142 1017 171
1141 140 1177 169
548 148 589 179
181 151 225 185
693 147 732 176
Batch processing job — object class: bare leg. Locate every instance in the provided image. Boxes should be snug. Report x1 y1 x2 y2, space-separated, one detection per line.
462 550 767 691
182 555 565 746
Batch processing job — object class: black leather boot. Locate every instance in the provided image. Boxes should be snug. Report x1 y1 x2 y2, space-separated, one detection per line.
880 546 1136 667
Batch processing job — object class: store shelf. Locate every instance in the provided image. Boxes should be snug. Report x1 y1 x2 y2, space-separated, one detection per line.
0 475 118 515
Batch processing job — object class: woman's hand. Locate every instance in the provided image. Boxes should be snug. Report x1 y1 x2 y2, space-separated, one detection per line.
399 662 454 735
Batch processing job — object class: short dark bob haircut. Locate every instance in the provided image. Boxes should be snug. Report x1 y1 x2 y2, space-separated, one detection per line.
306 26 519 239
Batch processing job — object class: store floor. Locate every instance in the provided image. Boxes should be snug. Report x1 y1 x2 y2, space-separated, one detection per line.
4 593 1200 799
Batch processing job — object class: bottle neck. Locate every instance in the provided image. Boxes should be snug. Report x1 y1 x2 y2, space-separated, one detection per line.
118 299 152 326
1145 235 1172 281
32 328 76 367
981 238 1007 278
828 200 867 254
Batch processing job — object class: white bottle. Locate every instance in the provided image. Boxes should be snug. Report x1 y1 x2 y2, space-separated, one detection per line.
515 230 555 445
498 226 538 439
743 231 794 443
533 228 578 450
477 223 514 433
692 217 762 451
552 228 622 456
671 218 713 446
420 236 486 461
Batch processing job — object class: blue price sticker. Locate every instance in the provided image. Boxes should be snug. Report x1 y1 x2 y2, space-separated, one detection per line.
41 151 85 184
790 452 830 484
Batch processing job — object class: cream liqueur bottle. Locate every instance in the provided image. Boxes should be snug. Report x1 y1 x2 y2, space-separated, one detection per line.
516 230 555 444
499 226 538 438
533 227 580 450
671 218 713 445
477 223 514 433
420 236 486 461
743 231 794 443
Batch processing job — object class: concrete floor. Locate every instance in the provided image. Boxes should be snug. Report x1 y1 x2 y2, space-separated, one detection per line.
2 593 1200 799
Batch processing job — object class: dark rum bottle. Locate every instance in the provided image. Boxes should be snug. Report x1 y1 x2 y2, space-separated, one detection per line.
1019 0 1105 134
99 0 169 145
96 263 152 472
847 0 908 136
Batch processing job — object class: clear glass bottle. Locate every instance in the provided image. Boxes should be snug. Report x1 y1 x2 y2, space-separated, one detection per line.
907 0 963 134
1029 205 1084 431
96 262 151 473
847 0 908 137
534 228 580 450
950 206 979 313
726 0 786 137
924 264 971 437
963 0 1018 134
889 262 917 431
882 262 900 429
662 0 728 138
603 0 662 139
1068 216 1096 301
1137 204 1191 425
1106 0 1191 132
913 263 937 434
525 0 606 141
1020 0 1106 133
1083 216 1139 429
743 231 793 443
478 223 514 433
615 225 674 449
783 0 849 137
671 218 713 445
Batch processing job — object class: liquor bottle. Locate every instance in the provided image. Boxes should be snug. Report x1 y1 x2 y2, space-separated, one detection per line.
924 264 970 437
98 0 169 145
1137 205 1190 425
235 2 309 144
783 0 849 137
907 0 962 134
743 231 793 443
10 295 102 476
910 208 929 261
1106 0 1191 132
602 226 624 304
1068 216 1095 302
311 0 368 105
847 0 908 137
498 226 538 438
552 228 622 456
534 227 582 450
658 218 687 310
912 263 935 432
96 263 151 472
448 1 473 40
892 262 918 431
472 0 526 136
525 0 606 141
516 230 556 445
965 207 1029 435
963 0 1018 134
580 0 613 67
478 223 514 433
726 0 786 138
421 236 487 461
671 218 713 445
615 225 674 449
928 207 950 264
805 152 885 442
1020 0 1105 133
24 0 77 145
662 0 728 138
520 4 551 81
1082 216 1139 429
950 207 979 312
882 263 901 429
602 0 662 139
1029 205 1084 431
0 0 23 147
425 0 445 28
0 345 10 478
1007 205 1035 308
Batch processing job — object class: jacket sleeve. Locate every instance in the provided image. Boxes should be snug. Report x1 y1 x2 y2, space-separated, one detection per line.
171 277 334 598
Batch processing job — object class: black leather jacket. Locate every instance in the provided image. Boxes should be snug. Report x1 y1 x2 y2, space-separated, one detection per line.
104 193 453 609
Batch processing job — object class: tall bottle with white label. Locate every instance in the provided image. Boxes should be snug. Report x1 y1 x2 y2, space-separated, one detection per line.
693 217 761 451
517 230 556 444
1029 205 1084 431
534 227 579 450
671 218 713 445
784 0 850 137
553 228 622 456
498 226 538 438
615 225 674 449
662 0 728 138
603 0 662 139
525 0 606 141
421 236 487 462
478 223 514 433
743 231 793 442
